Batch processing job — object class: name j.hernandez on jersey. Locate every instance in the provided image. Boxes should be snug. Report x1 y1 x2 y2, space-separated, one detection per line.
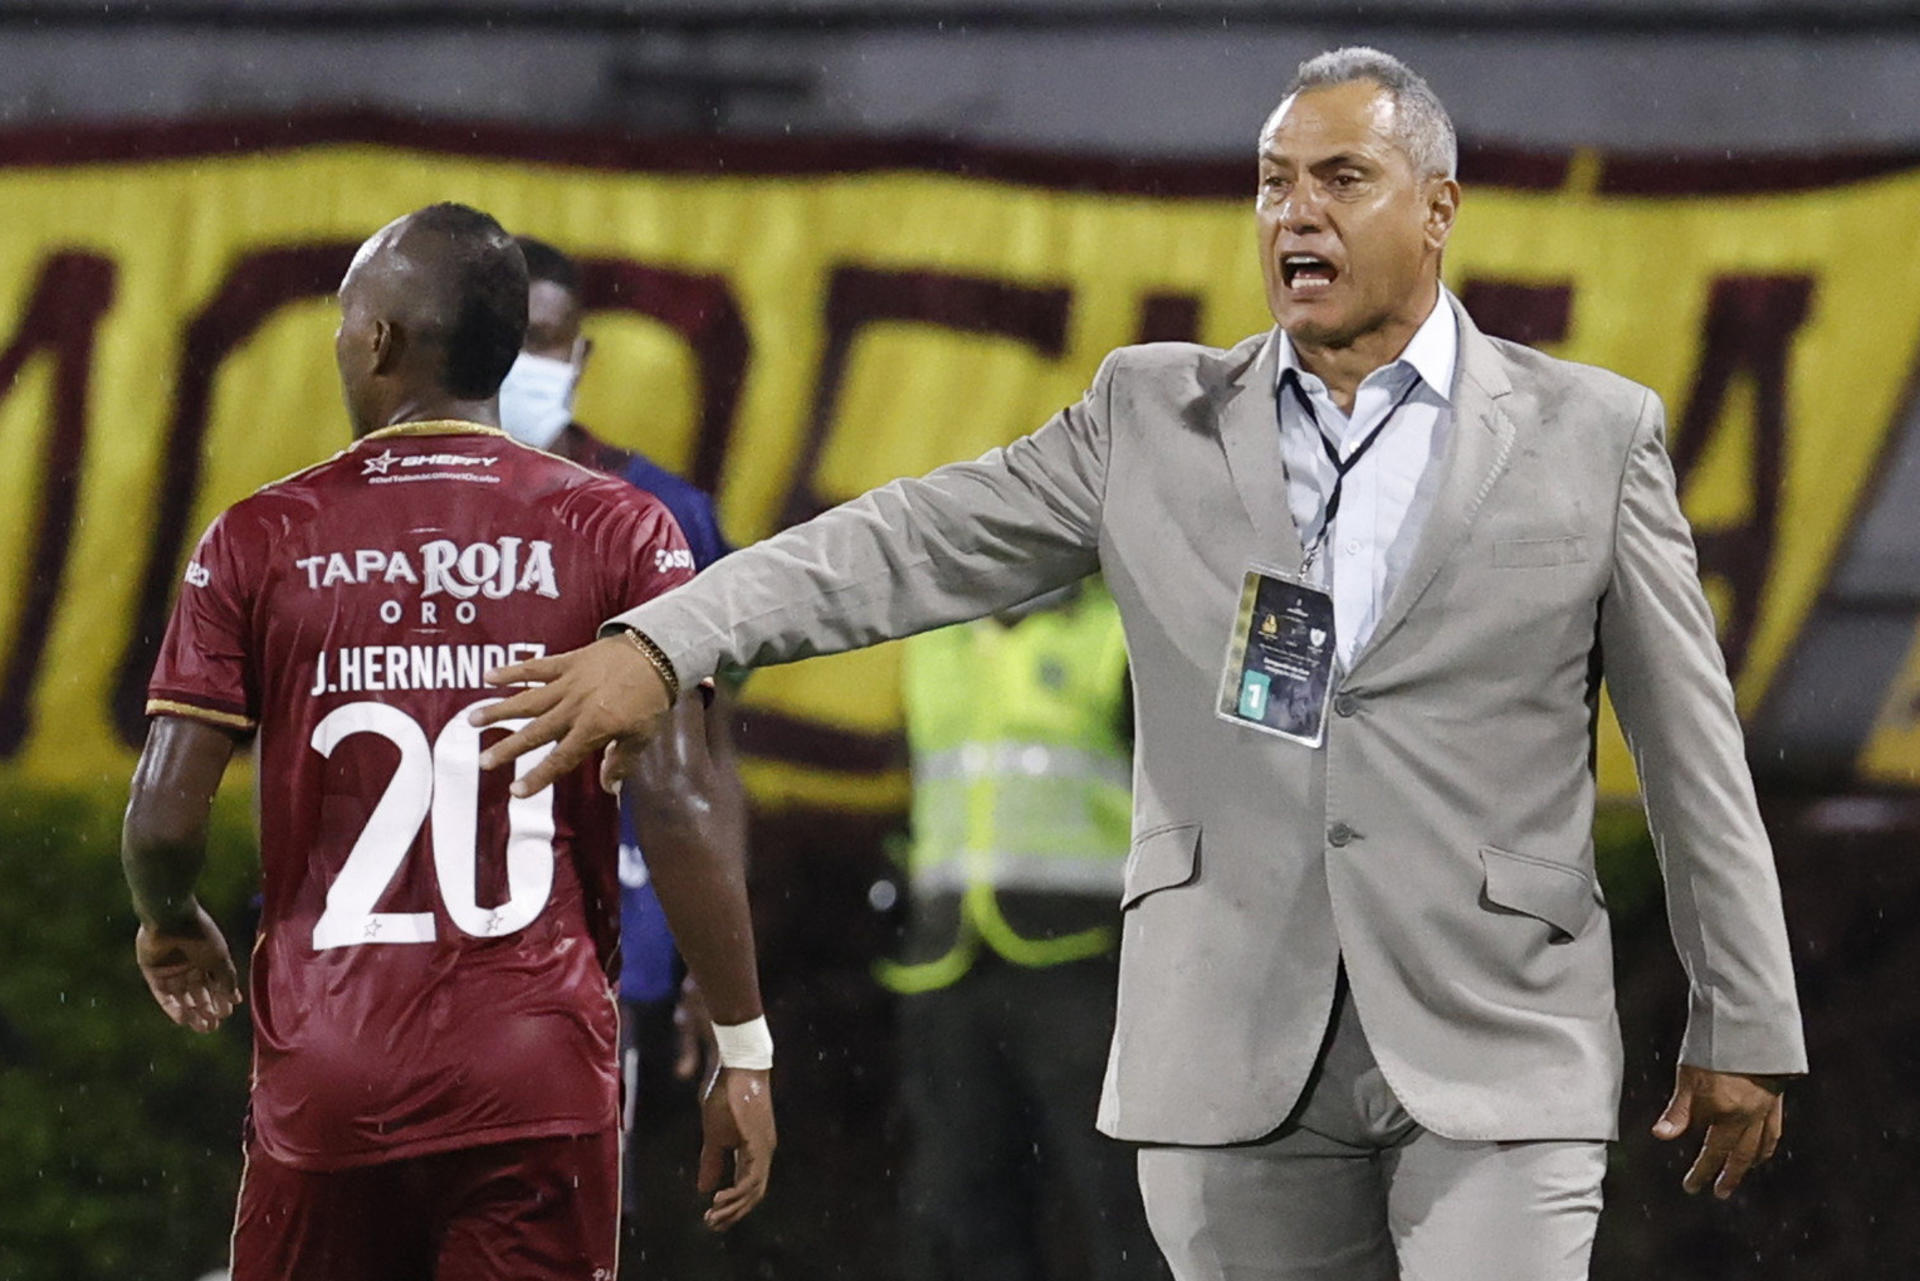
289 537 560 600
310 642 550 696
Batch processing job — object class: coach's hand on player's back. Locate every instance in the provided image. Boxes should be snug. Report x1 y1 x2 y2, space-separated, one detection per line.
135 902 241 1035
474 635 673 795
699 1065 776 1231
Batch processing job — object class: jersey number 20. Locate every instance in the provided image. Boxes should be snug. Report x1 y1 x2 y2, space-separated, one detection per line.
310 699 557 951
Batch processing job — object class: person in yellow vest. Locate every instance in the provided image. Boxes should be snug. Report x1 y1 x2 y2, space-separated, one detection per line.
882 577 1166 1281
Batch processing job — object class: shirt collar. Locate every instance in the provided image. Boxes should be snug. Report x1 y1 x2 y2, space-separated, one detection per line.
1276 288 1458 406
354 419 507 445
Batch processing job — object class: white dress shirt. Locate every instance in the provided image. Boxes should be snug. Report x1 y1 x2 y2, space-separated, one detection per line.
1277 293 1458 669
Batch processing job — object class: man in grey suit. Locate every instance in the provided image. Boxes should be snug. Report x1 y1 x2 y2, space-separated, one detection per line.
473 47 1806 1280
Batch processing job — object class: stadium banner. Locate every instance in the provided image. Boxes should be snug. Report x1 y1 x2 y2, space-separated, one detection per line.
1 118 1918 807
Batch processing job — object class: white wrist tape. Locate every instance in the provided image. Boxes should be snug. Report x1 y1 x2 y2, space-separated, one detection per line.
713 1015 774 1070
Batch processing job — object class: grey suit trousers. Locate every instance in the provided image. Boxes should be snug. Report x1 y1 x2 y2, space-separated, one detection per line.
1136 984 1606 1281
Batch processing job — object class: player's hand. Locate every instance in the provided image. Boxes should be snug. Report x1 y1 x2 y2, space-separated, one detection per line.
674 978 717 1083
697 1065 775 1231
135 902 241 1035
599 734 649 798
473 635 673 798
1653 1063 1787 1199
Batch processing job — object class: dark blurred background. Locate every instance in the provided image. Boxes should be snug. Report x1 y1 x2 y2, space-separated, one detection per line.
1 2 1918 1279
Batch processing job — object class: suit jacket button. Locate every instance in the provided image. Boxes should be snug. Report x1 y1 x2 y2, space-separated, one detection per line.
1327 822 1355 847
1333 692 1358 717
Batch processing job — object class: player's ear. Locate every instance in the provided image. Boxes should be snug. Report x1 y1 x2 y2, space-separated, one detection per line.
369 319 399 375
575 335 593 379
1425 175 1461 251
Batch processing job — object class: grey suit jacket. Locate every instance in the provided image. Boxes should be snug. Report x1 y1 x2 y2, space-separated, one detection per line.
611 296 1808 1146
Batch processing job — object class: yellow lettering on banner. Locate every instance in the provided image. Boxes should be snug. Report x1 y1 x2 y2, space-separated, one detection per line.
0 139 1917 807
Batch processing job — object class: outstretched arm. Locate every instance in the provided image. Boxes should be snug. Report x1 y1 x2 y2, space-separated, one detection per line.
624 691 772 1231
477 353 1118 792
122 716 242 1034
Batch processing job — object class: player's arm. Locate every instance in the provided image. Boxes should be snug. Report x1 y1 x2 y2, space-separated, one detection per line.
623 691 772 1231
673 680 749 1083
122 716 243 1035
700 680 748 827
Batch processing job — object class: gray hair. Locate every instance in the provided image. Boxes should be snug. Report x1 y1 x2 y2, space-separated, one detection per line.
1284 47 1458 181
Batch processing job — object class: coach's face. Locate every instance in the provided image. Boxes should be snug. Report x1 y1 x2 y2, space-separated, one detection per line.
1256 80 1457 348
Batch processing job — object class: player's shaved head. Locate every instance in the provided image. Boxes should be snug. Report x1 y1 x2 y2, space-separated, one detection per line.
335 203 529 436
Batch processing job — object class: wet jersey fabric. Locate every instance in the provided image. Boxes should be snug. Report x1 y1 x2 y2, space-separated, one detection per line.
147 422 693 1171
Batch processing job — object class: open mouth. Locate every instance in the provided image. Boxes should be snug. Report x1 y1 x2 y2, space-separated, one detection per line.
1280 253 1339 292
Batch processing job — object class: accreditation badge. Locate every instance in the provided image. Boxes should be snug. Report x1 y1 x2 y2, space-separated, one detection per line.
1215 566 1336 747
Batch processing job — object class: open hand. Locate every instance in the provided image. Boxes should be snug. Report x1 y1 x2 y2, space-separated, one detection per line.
697 1065 776 1231
135 902 241 1034
1653 1063 1785 1199
472 635 674 797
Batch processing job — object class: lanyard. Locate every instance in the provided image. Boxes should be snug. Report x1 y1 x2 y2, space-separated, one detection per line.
1285 372 1424 575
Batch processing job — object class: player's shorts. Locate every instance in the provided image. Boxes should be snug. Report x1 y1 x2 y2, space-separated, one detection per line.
230 1128 619 1281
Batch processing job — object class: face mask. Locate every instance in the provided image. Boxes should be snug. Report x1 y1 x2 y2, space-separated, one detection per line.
498 350 578 449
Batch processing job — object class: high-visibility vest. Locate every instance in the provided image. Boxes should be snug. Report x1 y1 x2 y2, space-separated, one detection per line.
878 580 1132 995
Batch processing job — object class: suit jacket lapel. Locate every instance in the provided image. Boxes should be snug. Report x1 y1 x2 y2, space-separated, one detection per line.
1215 331 1306 570
1350 298 1517 672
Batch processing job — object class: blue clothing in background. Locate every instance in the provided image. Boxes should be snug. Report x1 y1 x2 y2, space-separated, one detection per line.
617 837 681 1004
617 451 732 1004
624 453 732 571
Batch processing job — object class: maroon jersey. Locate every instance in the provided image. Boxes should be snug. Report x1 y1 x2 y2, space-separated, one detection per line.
147 421 693 1171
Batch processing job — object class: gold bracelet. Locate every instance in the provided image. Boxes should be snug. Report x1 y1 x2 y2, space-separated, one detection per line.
617 627 681 706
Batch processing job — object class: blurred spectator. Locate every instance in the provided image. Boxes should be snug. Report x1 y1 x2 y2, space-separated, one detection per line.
881 578 1165 1281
